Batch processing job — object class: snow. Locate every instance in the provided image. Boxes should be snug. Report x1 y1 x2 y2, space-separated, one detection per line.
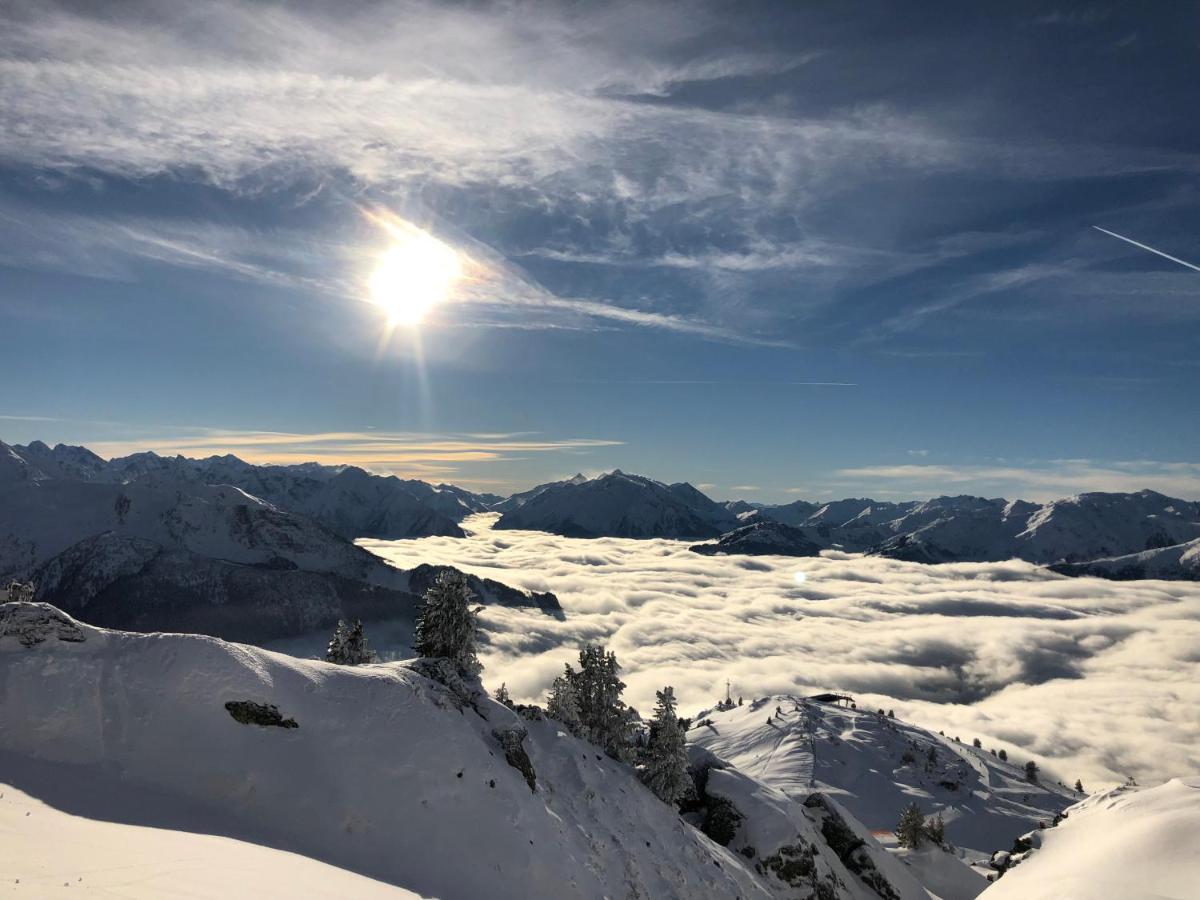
689 695 1074 896
0 775 420 898
0 602 775 899
979 778 1200 900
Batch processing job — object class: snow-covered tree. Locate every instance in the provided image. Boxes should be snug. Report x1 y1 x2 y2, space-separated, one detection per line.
925 812 946 845
493 682 513 708
413 571 481 676
546 664 582 733
1024 760 1039 783
6 581 34 603
640 686 692 805
325 619 379 665
895 802 926 849
1075 778 1085 794
571 644 635 760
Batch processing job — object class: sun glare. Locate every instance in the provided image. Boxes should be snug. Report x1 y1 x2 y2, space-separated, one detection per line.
368 228 462 327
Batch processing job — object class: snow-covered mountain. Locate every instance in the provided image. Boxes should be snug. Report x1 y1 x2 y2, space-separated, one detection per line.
6 440 489 539
978 778 1200 900
1049 536 1200 581
494 471 738 539
490 472 591 514
2 602 936 900
689 696 1078 868
0 442 557 642
690 521 824 557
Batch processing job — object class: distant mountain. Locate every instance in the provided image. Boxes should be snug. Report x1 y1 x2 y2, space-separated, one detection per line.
489 472 589 514
494 471 738 538
715 490 1200 578
1049 536 1200 581
0 441 557 641
690 521 823 557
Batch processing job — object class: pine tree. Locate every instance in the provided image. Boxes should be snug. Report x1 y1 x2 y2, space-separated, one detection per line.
640 686 692 805
895 802 926 849
325 619 379 665
572 644 634 760
998 748 1008 761
925 812 946 845
413 571 481 676
973 737 982 748
1024 760 1039 783
546 664 582 733
493 682 513 708
1074 778 1084 794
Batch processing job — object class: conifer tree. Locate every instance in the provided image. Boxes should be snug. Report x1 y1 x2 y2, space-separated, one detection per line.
1024 760 1039 783
1074 778 1084 794
325 618 379 665
493 682 513 708
413 571 481 676
640 686 692 805
572 644 634 760
546 664 582 733
895 802 926 849
998 748 1008 761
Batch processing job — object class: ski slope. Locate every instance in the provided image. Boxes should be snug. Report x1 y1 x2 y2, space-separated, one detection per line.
690 696 1077 855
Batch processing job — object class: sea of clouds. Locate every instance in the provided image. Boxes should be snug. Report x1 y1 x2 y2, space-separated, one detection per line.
360 514 1200 790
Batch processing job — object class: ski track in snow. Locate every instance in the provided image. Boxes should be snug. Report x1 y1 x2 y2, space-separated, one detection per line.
357 514 1200 790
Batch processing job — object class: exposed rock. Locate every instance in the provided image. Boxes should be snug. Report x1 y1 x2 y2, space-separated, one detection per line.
492 726 537 792
224 700 299 729
0 601 85 647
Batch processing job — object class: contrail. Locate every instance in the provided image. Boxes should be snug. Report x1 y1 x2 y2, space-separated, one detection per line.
1092 226 1200 273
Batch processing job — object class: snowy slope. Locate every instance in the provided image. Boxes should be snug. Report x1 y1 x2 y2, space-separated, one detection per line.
0 774 420 898
495 471 736 539
0 602 780 900
685 744 931 900
979 778 1200 900
689 696 1077 856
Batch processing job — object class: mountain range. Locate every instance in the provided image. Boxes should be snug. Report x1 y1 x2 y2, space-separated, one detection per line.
6 440 1200 601
0 440 554 642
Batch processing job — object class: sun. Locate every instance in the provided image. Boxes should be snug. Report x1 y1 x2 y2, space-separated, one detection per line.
367 229 462 326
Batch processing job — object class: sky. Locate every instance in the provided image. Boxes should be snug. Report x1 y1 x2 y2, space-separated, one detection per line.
1 0 1198 501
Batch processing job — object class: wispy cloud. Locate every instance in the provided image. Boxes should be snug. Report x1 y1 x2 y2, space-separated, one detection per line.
84 429 623 480
837 459 1200 501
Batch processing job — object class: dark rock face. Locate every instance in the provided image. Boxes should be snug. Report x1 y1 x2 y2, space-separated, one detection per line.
493 726 537 792
804 793 901 900
407 563 561 614
0 601 86 648
224 700 299 729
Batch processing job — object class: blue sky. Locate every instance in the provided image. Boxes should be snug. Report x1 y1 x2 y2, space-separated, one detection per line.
1 1 1198 500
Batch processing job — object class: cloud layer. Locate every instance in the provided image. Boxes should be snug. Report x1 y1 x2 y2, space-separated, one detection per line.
362 514 1200 789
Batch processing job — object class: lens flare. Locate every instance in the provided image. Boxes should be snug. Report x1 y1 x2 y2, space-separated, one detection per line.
367 228 462 326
